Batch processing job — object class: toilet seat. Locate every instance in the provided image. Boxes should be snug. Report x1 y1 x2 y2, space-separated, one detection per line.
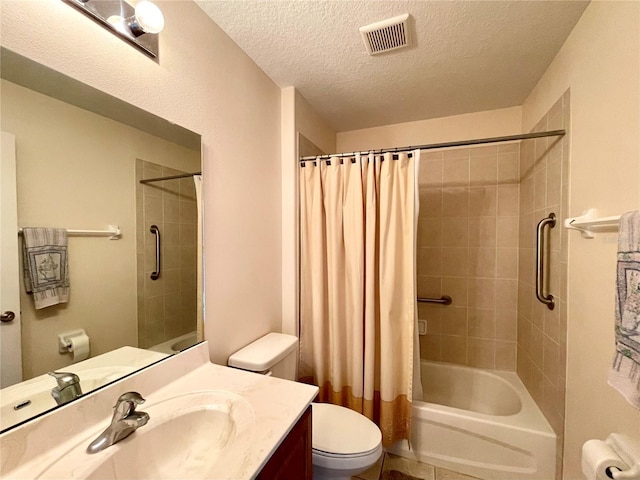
311 403 382 470
312 444 383 470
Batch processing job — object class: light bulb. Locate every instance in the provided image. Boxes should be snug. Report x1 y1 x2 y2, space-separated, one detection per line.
133 1 164 34
107 15 127 34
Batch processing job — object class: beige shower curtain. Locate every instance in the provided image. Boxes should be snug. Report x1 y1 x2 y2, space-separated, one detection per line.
299 151 419 447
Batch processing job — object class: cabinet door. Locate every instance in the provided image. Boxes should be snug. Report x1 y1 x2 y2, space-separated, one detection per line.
257 406 312 480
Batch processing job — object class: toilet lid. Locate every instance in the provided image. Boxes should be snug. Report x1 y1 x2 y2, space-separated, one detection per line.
311 403 382 455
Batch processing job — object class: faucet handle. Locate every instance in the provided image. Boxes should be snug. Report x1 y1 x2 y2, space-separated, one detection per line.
113 392 147 418
115 391 146 406
48 371 81 390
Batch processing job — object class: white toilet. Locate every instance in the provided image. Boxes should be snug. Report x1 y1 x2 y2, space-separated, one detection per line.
228 333 383 480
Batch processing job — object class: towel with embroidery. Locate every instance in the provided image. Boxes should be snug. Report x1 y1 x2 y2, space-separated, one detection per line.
22 228 69 309
608 211 640 409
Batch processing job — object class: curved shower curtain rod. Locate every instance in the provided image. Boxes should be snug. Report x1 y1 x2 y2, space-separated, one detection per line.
298 129 566 162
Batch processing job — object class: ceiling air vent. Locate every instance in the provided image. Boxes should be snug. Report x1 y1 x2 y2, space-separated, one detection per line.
359 14 411 56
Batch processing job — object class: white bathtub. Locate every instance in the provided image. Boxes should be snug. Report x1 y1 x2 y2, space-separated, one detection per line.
148 332 198 355
388 361 556 480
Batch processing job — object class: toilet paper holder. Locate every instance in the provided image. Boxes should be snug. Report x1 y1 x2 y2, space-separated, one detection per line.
58 329 88 353
604 434 640 480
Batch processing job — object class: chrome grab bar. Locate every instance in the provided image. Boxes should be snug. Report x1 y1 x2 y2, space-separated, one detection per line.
150 225 160 280
417 295 452 305
535 213 556 310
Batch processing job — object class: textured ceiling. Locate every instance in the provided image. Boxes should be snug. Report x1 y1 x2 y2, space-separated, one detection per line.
196 1 589 132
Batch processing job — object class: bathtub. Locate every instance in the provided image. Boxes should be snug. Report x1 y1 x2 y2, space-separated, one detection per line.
387 361 556 480
148 332 198 355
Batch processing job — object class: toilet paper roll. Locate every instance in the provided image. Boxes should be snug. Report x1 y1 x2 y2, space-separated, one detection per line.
69 334 90 362
582 439 629 480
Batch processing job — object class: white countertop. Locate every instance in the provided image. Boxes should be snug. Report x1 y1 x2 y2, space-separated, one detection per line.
0 346 168 431
0 342 318 479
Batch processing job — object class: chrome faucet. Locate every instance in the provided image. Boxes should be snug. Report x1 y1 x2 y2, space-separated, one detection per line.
48 371 83 405
86 392 150 454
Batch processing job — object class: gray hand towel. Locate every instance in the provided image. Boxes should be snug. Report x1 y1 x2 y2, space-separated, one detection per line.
608 211 640 409
22 227 69 309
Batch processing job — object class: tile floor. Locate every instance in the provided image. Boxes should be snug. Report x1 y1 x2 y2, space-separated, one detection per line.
352 453 481 480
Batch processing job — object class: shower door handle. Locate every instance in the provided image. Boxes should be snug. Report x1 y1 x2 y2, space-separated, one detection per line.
150 225 160 280
535 213 556 310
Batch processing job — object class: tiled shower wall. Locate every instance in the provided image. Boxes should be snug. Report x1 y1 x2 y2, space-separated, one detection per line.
417 144 520 370
517 91 570 479
136 159 198 349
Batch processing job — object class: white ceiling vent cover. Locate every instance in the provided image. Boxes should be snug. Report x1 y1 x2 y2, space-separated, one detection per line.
360 14 411 56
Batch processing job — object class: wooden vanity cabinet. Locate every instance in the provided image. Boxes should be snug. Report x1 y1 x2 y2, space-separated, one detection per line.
257 405 312 480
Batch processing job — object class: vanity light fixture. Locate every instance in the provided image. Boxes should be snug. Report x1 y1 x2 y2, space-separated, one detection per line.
62 0 164 59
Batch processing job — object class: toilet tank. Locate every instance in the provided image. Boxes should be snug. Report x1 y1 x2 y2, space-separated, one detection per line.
227 333 298 380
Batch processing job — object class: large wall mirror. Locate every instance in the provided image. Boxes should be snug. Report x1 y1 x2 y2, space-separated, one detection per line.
0 48 203 433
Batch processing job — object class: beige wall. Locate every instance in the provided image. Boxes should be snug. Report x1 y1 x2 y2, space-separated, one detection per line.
521 2 640 478
1 0 283 366
281 88 297 336
1 79 199 379
337 106 522 153
281 87 336 336
295 90 336 156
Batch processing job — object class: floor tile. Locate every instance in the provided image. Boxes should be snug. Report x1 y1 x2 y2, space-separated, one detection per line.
381 470 424 480
382 453 436 480
435 467 480 480
353 451 482 480
352 452 385 480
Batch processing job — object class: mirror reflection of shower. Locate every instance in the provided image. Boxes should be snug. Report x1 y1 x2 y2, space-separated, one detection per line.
136 160 202 354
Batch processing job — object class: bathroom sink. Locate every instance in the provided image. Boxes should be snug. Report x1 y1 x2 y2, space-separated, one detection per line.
1 347 168 432
35 390 255 480
0 366 136 430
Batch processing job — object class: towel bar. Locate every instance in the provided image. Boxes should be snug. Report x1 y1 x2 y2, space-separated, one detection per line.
564 209 621 238
18 225 122 240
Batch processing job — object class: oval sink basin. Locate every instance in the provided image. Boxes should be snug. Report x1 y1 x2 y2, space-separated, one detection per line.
36 391 255 480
